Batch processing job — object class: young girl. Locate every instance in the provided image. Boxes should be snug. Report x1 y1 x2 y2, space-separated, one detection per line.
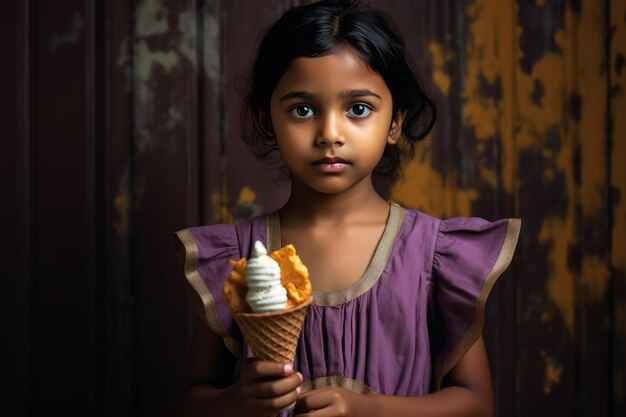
176 1 520 416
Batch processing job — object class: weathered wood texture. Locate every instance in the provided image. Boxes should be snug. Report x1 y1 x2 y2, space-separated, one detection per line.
1 0 624 416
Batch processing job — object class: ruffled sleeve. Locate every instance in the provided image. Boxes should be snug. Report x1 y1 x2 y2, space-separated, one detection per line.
430 217 521 389
175 225 243 358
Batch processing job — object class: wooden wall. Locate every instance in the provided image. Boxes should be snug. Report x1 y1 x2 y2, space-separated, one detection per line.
2 0 624 416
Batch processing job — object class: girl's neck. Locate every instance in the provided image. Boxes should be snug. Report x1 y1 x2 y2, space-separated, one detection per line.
279 176 390 227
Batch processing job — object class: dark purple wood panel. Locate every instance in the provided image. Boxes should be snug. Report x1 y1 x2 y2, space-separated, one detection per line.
448 2 516 416
31 0 97 414
610 1 626 414
613 244 626 417
201 0 227 225
576 3 611 415
130 1 200 415
0 0 31 415
223 0 291 220
103 0 134 414
515 1 576 415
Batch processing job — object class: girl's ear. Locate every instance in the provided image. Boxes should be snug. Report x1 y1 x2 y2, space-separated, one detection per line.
387 110 407 145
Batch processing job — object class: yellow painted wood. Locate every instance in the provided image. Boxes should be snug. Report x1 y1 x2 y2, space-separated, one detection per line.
611 0 626 408
391 0 515 218
611 0 626 274
390 1 618 407
578 0 609 304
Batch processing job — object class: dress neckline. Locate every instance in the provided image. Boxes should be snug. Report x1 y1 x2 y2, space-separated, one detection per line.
265 203 407 306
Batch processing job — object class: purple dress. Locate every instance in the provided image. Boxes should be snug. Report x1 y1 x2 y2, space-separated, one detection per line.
175 204 520 397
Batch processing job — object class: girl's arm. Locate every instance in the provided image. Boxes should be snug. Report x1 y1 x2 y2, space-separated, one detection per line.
294 336 493 417
184 320 303 417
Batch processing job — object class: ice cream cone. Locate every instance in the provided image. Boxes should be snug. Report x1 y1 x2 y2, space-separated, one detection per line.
233 297 313 363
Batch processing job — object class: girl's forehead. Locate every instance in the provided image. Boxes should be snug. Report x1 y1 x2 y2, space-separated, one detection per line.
273 50 390 98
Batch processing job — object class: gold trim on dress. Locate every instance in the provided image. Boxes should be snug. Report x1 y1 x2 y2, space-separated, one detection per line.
434 218 521 390
266 203 407 306
266 210 281 253
175 228 242 358
302 376 379 394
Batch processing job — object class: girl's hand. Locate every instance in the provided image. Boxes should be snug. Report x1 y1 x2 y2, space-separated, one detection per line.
232 360 303 417
294 387 366 417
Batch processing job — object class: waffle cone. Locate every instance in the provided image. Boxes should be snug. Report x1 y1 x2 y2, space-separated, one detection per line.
233 297 313 363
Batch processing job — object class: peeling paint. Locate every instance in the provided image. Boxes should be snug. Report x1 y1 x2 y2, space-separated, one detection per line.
539 217 576 337
581 256 610 303
611 0 626 271
579 0 608 218
232 186 263 224
428 42 452 96
166 105 183 129
497 0 517 197
462 0 501 141
460 0 517 193
523 293 544 322
531 79 545 106
113 169 131 241
611 0 626 405
515 52 567 150
203 13 221 82
517 1 564 74
129 1 223 150
391 144 478 218
177 10 197 67
132 0 179 150
392 1 617 354
177 9 221 82
136 0 169 37
210 185 264 224
133 38 179 149
135 41 178 82
541 350 563 394
51 11 85 55
513 5 590 339
392 0 522 216
238 186 257 204
113 192 130 237
540 308 554 323
210 190 232 225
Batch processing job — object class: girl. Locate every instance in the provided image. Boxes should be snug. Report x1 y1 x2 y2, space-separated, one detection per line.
176 1 520 416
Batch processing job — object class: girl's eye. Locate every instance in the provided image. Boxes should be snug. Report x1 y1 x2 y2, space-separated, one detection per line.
289 105 315 118
346 103 372 118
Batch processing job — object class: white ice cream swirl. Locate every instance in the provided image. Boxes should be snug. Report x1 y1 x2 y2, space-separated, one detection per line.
245 241 288 313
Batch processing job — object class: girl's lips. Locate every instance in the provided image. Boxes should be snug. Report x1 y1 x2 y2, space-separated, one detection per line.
312 157 351 173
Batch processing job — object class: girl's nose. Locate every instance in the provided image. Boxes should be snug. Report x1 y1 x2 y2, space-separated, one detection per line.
315 111 345 146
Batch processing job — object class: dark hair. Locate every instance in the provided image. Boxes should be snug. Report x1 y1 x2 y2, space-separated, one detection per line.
241 0 436 185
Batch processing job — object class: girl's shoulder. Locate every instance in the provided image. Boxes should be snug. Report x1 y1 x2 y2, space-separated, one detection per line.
397 206 521 259
388 207 521 290
404 208 521 389
429 212 521 273
176 222 239 255
174 215 267 359
175 212 268 255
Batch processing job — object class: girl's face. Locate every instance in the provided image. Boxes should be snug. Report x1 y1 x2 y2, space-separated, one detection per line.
269 49 401 195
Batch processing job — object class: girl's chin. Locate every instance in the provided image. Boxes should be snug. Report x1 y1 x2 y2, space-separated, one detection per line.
293 176 371 195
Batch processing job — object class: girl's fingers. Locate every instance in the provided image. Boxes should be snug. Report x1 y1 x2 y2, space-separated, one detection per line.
247 372 303 398
294 388 335 413
244 360 295 380
255 384 302 412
